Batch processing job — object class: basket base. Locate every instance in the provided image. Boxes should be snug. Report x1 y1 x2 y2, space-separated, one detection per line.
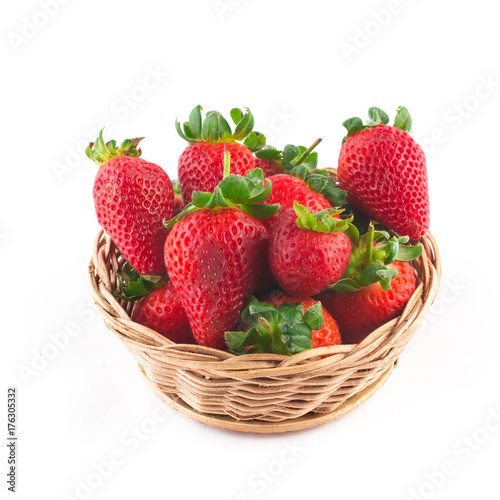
137 362 395 434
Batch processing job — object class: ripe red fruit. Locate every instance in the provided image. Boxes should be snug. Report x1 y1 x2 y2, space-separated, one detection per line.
254 157 283 177
264 292 341 348
165 208 269 349
268 205 352 296
88 132 174 276
131 281 195 344
260 174 331 229
179 142 254 203
176 106 263 203
319 260 416 343
338 107 429 239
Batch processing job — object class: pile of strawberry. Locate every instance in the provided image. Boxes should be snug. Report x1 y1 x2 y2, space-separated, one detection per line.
87 105 429 355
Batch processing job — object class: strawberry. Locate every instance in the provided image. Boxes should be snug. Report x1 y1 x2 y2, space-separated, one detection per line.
319 261 416 344
164 154 279 349
131 281 195 344
254 157 283 177
252 140 319 178
87 131 174 276
257 139 347 211
176 106 266 203
338 106 430 239
263 291 341 348
268 203 352 296
225 292 340 355
317 223 422 343
260 174 332 229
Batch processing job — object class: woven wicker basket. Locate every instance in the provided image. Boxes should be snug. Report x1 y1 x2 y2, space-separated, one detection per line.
88 170 441 433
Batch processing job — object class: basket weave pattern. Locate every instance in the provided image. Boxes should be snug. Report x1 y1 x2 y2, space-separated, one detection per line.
89 171 441 424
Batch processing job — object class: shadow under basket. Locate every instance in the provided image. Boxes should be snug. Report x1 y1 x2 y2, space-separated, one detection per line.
89 196 441 434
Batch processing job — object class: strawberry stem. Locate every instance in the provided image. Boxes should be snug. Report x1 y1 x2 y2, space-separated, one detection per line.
365 224 374 267
291 138 322 166
223 150 231 179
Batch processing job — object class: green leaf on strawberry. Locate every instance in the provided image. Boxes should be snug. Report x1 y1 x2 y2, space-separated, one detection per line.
393 106 412 132
331 223 422 293
256 138 347 208
115 262 166 301
305 174 347 208
171 178 181 196
243 131 267 152
342 106 413 144
86 130 143 166
294 202 353 234
176 105 261 145
164 153 280 228
225 299 322 355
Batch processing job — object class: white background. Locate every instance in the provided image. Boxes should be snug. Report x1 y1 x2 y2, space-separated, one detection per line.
2 1 500 499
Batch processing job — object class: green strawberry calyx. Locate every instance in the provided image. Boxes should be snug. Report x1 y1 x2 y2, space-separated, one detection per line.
342 106 412 144
164 152 280 227
86 130 143 166
114 262 166 301
331 223 422 293
257 139 347 207
171 178 181 196
175 105 265 146
294 202 353 234
225 298 323 356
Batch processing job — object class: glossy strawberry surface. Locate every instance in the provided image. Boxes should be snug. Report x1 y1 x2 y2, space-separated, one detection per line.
254 157 283 178
164 208 268 349
93 156 174 276
319 260 416 343
268 208 351 296
338 124 429 239
261 174 331 230
131 281 195 344
178 142 254 203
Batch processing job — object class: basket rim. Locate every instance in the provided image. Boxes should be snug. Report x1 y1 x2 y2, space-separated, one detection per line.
89 228 441 373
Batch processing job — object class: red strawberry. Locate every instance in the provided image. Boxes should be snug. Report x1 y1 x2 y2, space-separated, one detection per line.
225 291 340 355
176 106 262 203
338 106 429 239
179 142 254 203
165 208 268 349
268 203 352 296
131 281 195 344
87 131 174 276
254 157 283 177
164 155 279 349
263 291 341 348
261 174 331 228
319 260 416 343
